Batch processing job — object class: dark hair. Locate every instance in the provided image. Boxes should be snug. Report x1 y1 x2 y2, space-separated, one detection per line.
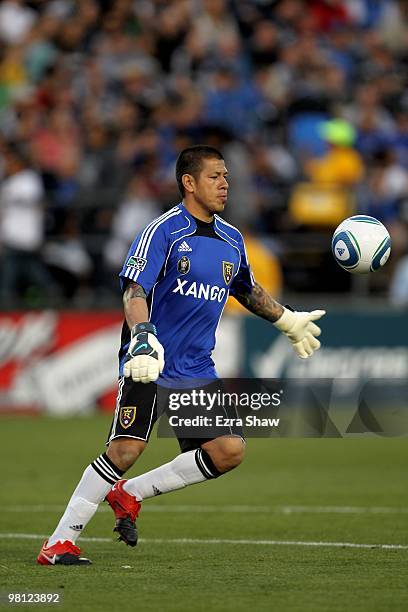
175 145 224 196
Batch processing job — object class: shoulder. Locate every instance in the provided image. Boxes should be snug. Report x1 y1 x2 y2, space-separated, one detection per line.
141 205 185 238
214 215 245 245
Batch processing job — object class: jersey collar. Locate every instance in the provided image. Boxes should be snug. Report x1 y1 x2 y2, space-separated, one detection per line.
179 202 215 228
178 202 196 230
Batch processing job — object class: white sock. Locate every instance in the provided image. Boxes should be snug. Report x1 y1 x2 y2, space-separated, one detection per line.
123 449 218 501
48 454 123 546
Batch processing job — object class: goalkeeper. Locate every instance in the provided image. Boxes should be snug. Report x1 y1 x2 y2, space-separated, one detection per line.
37 145 325 566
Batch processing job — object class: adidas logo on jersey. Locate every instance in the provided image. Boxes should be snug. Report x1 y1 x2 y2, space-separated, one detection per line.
178 241 192 252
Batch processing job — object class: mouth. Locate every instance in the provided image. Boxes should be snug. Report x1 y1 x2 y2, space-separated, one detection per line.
218 193 228 202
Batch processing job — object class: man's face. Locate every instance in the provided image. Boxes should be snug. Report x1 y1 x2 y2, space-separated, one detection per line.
188 157 229 214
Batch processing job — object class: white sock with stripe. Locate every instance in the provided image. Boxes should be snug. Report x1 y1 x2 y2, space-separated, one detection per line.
47 454 124 546
123 449 219 501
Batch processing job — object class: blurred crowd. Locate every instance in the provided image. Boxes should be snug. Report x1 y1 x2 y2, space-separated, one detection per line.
0 0 407 307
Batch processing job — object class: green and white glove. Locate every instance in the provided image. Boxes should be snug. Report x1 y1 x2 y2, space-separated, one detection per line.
124 322 165 383
273 307 326 359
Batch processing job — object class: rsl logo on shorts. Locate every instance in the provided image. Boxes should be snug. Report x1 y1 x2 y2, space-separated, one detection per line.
222 261 234 285
120 407 137 429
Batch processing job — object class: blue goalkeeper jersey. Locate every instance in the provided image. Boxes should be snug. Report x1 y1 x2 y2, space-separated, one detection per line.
118 203 254 381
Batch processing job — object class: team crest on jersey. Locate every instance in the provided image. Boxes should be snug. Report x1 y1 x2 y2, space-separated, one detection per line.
178 256 190 275
222 261 234 284
120 407 136 429
126 256 147 272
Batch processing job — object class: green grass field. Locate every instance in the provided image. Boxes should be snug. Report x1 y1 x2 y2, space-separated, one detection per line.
0 415 407 611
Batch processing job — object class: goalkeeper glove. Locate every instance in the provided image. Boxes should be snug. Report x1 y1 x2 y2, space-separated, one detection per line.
124 322 165 383
273 307 326 359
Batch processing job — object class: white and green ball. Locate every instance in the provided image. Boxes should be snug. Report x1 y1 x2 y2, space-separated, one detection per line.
332 215 391 274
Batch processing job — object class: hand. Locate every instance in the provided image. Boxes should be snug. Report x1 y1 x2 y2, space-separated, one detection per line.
273 307 326 359
124 322 165 383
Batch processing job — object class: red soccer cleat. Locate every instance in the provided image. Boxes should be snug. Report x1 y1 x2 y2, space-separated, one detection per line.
37 539 91 565
105 480 141 547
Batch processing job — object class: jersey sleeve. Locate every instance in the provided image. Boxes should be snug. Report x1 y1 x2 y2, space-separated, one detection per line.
229 234 255 297
119 220 169 295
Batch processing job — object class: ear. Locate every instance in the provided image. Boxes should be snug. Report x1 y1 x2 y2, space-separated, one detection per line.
182 173 195 194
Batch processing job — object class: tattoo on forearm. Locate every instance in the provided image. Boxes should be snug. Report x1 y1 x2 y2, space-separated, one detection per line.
123 282 146 304
235 282 284 322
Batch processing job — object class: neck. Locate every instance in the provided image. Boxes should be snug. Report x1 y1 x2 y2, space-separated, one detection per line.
183 199 214 223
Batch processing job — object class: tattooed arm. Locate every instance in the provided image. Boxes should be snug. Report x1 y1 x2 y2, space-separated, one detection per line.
123 281 149 330
234 281 284 323
234 281 325 358
122 281 164 382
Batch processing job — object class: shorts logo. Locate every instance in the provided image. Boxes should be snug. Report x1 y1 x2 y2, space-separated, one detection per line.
120 407 137 429
177 256 190 275
222 261 234 285
126 256 147 271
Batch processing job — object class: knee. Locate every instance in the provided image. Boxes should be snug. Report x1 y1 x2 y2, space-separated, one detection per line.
206 438 245 474
107 438 146 472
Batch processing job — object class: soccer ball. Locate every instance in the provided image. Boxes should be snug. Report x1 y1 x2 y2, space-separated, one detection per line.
332 215 391 274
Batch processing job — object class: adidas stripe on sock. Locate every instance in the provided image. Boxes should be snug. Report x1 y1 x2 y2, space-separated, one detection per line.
91 453 124 485
195 448 221 479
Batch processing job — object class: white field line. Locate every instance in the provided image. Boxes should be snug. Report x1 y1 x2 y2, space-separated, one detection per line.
1 504 408 515
1 533 407 550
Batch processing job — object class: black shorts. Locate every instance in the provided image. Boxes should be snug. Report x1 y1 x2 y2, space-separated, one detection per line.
106 377 244 453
